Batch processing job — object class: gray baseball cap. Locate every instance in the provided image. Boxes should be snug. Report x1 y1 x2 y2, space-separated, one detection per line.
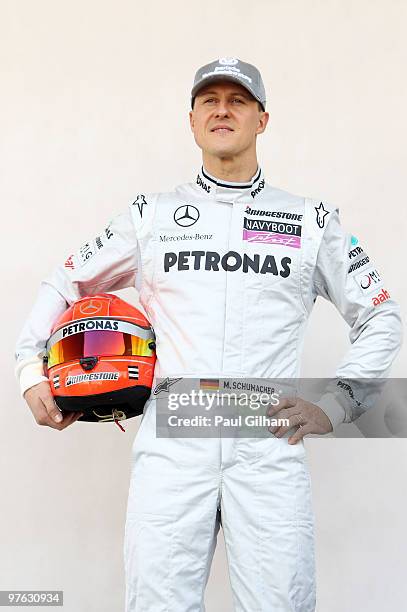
191 57 266 110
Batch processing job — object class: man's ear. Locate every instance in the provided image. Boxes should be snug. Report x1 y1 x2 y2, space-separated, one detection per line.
256 111 270 135
189 110 194 132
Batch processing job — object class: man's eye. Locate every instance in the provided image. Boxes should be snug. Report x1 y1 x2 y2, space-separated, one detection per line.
204 98 216 103
232 98 244 103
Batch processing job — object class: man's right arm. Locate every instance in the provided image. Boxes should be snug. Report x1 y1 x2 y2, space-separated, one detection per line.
15 209 139 402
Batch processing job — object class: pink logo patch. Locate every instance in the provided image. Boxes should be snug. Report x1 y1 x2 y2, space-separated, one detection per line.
243 229 301 248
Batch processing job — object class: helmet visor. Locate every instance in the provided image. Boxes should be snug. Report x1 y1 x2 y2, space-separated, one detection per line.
46 320 155 368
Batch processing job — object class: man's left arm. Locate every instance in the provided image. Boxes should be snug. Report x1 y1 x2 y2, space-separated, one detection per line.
309 210 403 429
268 209 403 442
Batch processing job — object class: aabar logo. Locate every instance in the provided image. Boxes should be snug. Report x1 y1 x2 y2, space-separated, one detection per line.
372 289 390 307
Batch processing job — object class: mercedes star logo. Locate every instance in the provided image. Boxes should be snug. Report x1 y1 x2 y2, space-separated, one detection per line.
219 57 239 66
80 300 102 315
174 205 200 227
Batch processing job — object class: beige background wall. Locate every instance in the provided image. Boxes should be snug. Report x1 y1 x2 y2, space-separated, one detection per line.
1 1 406 610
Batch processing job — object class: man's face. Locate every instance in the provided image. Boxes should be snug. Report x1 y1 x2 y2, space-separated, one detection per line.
189 80 269 159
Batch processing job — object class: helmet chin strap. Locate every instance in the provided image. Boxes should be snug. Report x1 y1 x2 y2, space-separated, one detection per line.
92 407 127 432
114 413 126 432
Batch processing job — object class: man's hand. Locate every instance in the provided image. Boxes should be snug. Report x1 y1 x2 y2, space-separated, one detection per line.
267 396 333 444
24 381 83 430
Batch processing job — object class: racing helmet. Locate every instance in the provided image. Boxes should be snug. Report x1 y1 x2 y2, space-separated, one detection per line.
44 293 156 425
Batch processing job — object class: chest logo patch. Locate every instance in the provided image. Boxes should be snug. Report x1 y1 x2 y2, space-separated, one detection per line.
174 205 200 227
242 217 302 249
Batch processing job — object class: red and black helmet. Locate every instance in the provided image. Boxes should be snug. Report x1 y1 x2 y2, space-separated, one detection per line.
44 293 156 425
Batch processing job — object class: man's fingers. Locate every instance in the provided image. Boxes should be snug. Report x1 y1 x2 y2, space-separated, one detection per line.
269 412 305 436
39 392 82 428
40 390 63 423
270 406 301 421
45 410 84 430
267 398 334 441
267 396 297 416
54 410 83 430
288 423 313 444
24 381 83 429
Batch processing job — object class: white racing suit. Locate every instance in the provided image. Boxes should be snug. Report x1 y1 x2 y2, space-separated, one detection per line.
16 167 402 611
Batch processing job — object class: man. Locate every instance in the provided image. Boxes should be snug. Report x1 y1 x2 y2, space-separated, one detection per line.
16 58 402 611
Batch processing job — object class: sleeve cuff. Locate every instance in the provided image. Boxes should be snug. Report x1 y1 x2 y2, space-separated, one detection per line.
15 355 49 397
315 393 347 430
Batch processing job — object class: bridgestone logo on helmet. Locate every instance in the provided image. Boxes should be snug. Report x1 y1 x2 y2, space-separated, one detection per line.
66 372 120 386
62 319 119 337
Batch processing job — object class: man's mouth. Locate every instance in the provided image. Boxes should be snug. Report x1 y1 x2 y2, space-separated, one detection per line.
210 125 234 134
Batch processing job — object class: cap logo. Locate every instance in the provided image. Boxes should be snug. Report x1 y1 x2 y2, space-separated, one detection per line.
202 67 252 85
219 57 238 66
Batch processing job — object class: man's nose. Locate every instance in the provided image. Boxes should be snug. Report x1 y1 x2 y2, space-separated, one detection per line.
215 101 229 117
